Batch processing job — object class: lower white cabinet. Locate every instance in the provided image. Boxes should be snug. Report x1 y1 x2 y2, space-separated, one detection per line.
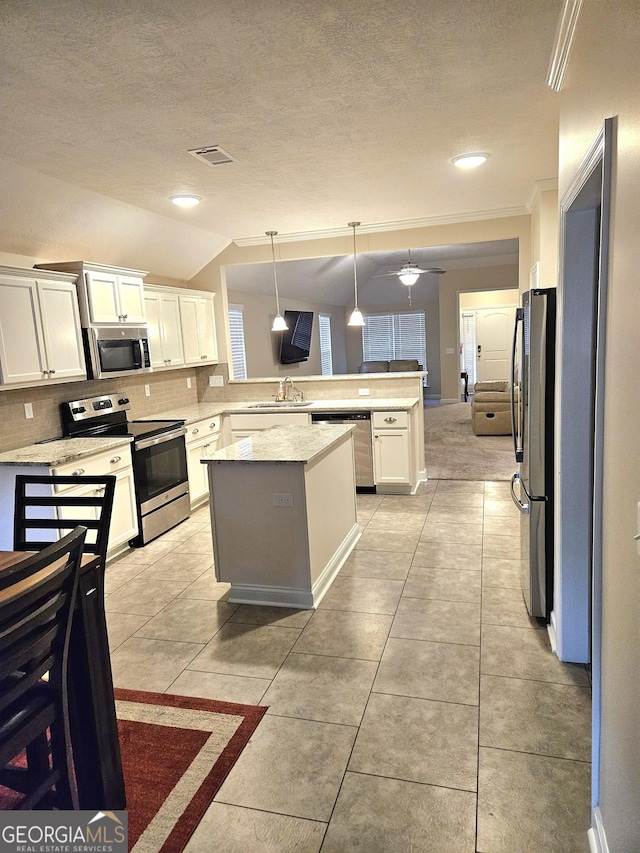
185 416 221 507
372 411 412 487
52 444 138 557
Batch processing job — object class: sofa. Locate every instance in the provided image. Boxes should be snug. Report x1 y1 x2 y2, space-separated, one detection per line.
471 380 513 435
359 359 423 373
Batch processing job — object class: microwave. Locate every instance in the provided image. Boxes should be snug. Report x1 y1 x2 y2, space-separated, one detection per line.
84 326 152 380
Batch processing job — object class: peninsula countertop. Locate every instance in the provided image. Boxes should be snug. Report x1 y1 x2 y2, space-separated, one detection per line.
0 436 133 467
201 424 355 465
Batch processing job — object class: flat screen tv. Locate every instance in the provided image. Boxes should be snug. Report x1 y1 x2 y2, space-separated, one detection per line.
279 310 313 364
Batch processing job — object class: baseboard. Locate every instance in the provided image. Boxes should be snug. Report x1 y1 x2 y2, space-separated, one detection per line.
588 807 610 853
311 523 361 606
547 610 558 654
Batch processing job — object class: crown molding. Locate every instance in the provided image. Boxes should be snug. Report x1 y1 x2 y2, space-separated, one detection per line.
547 0 583 91
526 178 559 212
233 206 529 247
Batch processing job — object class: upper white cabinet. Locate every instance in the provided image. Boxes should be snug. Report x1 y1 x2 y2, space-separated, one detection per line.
34 261 147 326
0 268 86 387
144 286 185 369
179 291 218 365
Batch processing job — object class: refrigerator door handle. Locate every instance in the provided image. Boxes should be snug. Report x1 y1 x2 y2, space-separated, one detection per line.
510 472 530 514
511 308 524 463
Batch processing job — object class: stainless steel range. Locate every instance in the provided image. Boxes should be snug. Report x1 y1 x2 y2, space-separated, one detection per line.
61 393 190 546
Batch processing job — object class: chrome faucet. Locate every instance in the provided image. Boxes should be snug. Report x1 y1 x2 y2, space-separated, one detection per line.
283 376 304 403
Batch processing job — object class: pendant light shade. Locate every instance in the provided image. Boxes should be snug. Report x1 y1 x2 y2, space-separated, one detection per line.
266 231 288 332
347 221 365 327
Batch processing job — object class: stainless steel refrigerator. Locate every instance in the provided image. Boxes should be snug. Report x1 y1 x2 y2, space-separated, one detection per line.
510 288 556 620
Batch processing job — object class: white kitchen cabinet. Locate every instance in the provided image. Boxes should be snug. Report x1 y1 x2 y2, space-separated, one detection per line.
52 444 138 557
227 412 311 443
34 261 147 327
185 415 222 507
179 291 218 365
144 287 185 369
372 410 412 488
0 268 86 387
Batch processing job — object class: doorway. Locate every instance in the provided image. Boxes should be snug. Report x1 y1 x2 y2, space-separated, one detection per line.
459 289 519 388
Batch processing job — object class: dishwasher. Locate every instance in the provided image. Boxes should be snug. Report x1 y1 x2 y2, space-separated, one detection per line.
311 411 375 490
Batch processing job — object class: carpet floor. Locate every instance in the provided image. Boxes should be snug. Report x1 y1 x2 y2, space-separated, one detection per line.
115 689 267 853
424 401 515 481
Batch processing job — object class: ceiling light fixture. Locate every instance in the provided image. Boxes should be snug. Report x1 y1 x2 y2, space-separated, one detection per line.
452 153 489 170
347 221 364 327
170 194 201 207
266 231 288 332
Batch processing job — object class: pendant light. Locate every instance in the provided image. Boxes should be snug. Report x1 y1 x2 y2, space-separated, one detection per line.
347 221 364 327
266 231 288 332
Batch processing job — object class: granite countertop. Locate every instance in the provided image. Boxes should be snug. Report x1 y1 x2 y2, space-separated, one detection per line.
0 436 133 467
201 424 355 464
152 397 419 423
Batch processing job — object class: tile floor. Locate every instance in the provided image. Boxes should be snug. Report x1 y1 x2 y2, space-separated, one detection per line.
105 480 592 853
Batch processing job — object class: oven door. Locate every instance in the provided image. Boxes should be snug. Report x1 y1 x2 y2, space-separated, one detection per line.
133 428 189 516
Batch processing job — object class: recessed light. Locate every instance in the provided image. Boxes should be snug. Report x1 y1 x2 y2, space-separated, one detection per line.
170 195 201 207
452 153 490 169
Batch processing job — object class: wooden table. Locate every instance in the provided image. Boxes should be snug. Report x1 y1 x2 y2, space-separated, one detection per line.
1 550 126 810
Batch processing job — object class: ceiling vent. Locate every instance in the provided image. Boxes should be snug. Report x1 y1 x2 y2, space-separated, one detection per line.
188 145 236 166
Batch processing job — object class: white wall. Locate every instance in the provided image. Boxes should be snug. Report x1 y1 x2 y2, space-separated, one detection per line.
558 4 640 849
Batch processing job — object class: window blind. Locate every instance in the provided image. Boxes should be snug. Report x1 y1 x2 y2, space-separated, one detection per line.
362 311 426 369
228 304 247 380
318 313 333 375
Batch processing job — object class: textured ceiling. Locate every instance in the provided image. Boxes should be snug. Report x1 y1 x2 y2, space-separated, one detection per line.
226 239 519 306
0 0 560 266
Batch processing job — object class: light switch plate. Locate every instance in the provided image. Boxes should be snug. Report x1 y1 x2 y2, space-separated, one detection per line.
24 402 33 419
273 492 294 507
358 388 370 396
144 384 150 397
209 375 224 387
186 377 192 389
446 347 455 355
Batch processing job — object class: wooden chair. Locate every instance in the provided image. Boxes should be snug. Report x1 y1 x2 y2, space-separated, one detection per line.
0 526 87 809
13 475 116 573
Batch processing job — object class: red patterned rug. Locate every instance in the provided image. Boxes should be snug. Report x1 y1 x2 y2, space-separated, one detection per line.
114 688 267 852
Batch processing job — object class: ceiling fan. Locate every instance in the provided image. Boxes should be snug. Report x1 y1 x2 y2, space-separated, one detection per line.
379 250 446 285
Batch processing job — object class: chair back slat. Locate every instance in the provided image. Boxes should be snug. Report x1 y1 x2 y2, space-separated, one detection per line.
13 475 116 567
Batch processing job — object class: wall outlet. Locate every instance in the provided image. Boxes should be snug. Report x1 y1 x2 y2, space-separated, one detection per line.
209 375 224 387
144 384 150 397
358 388 370 396
446 347 455 355
24 402 33 419
273 492 294 507
186 377 192 389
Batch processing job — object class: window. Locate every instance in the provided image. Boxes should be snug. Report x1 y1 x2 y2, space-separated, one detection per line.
461 312 477 386
318 313 333 375
362 311 426 372
228 304 247 380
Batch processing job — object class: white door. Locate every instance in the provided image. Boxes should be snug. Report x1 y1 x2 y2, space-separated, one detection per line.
476 306 516 382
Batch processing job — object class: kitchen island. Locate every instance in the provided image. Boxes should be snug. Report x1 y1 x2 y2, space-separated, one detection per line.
202 424 359 608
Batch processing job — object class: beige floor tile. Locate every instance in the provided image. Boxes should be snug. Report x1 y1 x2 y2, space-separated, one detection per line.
104 576 191 616
229 604 313 629
391 597 481 646
412 540 482 570
349 692 479 791
379 493 434 513
374 636 479 704
427 506 485 526
110 636 203 691
262 652 377 726
167 670 270 706
133 597 238 643
321 772 477 853
215 714 357 822
189 621 301 679
481 585 534 627
184 803 326 853
482 556 521 588
477 747 591 853
483 482 513 501
105 612 149 652
292 609 393 661
103 559 147 595
318 575 404 615
403 565 481 603
355 529 420 553
364 513 426 534
420 522 484 544
112 537 178 565
179 529 215 554
430 492 485 509
483 514 521 538
435 480 485 494
135 550 213 581
178 571 231 601
339 549 412 580
482 535 520 559
480 674 591 761
481 624 591 686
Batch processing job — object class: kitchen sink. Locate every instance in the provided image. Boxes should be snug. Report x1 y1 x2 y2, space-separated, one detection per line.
247 401 312 408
